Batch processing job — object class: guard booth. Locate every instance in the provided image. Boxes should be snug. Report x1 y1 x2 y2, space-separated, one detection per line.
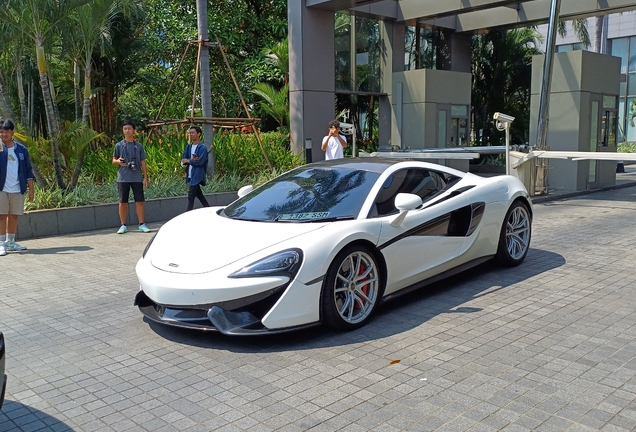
390 69 472 171
529 50 621 192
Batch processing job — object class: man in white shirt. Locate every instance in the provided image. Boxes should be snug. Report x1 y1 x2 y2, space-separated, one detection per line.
321 120 347 160
0 119 35 256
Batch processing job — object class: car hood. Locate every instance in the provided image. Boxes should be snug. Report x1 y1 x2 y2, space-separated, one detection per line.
150 207 327 274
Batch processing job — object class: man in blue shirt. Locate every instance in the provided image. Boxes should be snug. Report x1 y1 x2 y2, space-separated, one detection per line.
181 125 209 211
0 119 34 256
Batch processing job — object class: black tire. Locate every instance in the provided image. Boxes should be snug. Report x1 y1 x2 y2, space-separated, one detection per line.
496 200 532 267
321 245 381 330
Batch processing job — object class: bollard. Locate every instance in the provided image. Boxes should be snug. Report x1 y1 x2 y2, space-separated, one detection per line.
617 161 625 173
304 138 312 163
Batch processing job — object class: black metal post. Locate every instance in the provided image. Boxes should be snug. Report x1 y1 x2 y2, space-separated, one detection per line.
304 138 313 163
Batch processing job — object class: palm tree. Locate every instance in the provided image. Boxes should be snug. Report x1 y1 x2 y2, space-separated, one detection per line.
0 23 18 121
558 18 591 48
472 28 543 146
69 0 141 124
251 83 289 129
15 121 105 189
0 70 16 121
0 0 93 189
64 0 142 190
250 38 290 131
264 39 289 85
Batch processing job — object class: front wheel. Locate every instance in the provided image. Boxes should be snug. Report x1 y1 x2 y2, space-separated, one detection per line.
496 201 531 266
321 246 381 330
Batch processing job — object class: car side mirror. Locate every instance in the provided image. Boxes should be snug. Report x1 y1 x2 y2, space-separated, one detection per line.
237 185 253 198
391 193 422 227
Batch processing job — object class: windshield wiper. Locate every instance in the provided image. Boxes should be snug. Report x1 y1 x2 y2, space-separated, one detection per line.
273 215 355 223
297 215 355 223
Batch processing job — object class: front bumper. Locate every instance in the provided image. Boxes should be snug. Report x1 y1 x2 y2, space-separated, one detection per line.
0 374 5 410
134 288 318 335
1 333 5 410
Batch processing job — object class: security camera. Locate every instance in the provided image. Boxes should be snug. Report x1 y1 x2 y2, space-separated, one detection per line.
339 122 354 135
493 112 515 124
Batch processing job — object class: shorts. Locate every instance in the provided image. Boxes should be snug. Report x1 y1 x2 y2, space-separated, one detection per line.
0 191 25 215
118 182 145 203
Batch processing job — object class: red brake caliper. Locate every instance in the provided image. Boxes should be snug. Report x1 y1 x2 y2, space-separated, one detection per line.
358 261 369 308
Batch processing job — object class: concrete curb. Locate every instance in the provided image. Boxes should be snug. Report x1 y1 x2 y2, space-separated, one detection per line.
531 181 636 203
17 192 238 240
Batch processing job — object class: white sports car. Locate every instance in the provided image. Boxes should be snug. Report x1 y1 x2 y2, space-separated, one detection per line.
135 158 532 335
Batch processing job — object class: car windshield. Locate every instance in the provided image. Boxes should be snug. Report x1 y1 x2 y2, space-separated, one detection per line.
222 166 382 222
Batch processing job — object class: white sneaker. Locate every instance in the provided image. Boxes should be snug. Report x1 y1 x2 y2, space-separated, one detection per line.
0 242 6 256
138 224 151 233
5 240 26 251
117 225 128 234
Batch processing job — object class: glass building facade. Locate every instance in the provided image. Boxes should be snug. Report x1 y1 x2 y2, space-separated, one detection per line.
611 36 636 142
335 14 381 93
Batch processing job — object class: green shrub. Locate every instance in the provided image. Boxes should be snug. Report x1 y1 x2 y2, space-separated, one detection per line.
26 127 302 210
213 130 303 177
618 142 636 153
80 127 301 182
25 172 285 211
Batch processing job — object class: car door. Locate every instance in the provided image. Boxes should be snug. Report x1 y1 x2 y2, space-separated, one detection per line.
370 168 471 296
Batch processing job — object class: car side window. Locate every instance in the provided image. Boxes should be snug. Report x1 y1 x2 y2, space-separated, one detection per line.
370 169 446 218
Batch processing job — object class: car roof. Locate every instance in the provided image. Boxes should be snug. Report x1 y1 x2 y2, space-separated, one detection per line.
305 157 468 178
307 157 407 174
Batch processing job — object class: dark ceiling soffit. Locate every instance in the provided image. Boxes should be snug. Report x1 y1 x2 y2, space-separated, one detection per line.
306 0 527 20
307 0 636 31
306 0 389 11
397 0 526 22
420 4 636 33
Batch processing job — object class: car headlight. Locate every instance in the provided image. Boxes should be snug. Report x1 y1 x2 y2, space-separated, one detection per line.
229 249 303 278
142 233 158 258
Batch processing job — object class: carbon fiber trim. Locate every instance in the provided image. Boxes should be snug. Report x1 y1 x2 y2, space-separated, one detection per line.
378 202 486 250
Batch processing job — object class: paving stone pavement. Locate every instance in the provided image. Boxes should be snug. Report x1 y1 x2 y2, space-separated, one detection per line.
1 186 636 432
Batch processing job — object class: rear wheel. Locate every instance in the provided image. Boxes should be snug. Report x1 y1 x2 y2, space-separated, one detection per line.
496 201 531 266
322 246 381 330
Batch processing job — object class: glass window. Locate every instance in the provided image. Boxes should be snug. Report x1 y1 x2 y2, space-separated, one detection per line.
590 100 599 182
403 25 439 71
603 95 617 109
607 111 618 147
450 119 458 147
630 36 636 72
611 38 628 74
628 75 636 96
556 43 585 53
222 166 381 222
626 97 636 142
438 110 447 148
356 17 381 92
404 25 417 71
458 118 468 146
370 169 448 217
335 13 352 91
618 98 626 142
451 105 468 116
620 81 627 97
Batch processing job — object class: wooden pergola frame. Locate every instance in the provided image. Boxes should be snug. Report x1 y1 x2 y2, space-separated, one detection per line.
148 35 273 170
